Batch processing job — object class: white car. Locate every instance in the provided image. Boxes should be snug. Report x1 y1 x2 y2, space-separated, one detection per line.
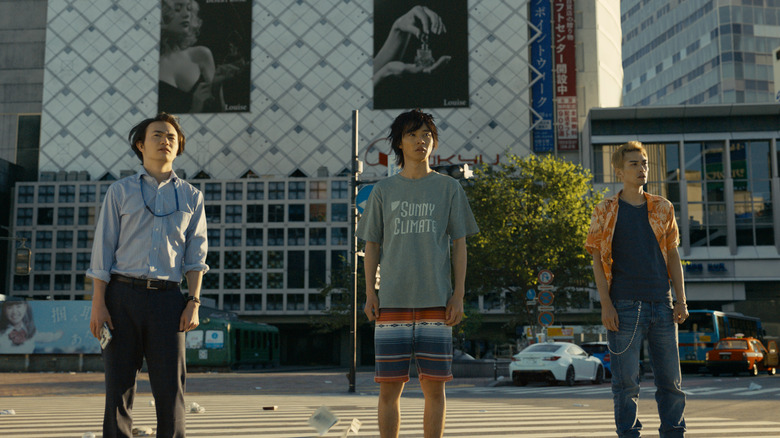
509 342 605 386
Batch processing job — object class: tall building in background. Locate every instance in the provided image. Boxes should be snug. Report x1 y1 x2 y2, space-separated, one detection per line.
621 0 780 106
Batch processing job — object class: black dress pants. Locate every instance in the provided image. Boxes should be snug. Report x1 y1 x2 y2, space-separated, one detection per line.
102 279 187 438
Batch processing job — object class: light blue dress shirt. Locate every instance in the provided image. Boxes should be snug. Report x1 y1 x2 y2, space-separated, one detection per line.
86 168 209 284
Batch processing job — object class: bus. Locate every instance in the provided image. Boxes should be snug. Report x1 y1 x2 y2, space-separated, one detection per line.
678 310 764 372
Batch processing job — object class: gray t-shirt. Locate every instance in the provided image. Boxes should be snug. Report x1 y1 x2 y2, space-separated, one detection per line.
356 172 479 308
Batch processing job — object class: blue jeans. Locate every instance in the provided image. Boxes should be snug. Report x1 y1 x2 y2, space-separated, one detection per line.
607 300 686 438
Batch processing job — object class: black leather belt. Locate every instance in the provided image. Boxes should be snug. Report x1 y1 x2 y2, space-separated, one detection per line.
112 274 180 291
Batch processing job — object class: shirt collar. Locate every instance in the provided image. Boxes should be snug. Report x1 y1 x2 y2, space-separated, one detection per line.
609 190 653 208
136 167 178 185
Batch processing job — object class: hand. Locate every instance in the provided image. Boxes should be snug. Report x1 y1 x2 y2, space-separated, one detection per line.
179 301 200 332
445 294 464 326
374 57 452 87
601 303 619 332
191 82 215 112
364 292 379 322
213 61 245 85
392 5 446 40
90 302 113 339
673 301 689 324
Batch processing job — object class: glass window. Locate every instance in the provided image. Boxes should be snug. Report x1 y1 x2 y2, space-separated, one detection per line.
225 205 242 223
38 185 55 203
331 228 348 245
13 275 29 291
223 292 240 310
202 272 219 289
267 274 284 289
34 253 51 271
16 208 33 226
224 229 242 247
247 204 263 222
76 252 91 270
289 204 305 221
686 141 728 247
288 228 305 246
331 250 347 273
38 207 53 225
55 253 72 271
331 204 348 222
268 229 284 246
289 181 305 199
223 274 241 290
205 205 221 224
206 251 220 269
59 185 75 202
205 183 221 201
224 251 241 269
247 182 264 200
308 293 326 311
100 184 109 202
226 182 243 200
78 206 95 225
57 230 73 249
79 185 96 202
208 229 221 247
734 141 773 246
269 182 285 200
268 251 284 269
286 294 304 310
54 275 71 291
310 181 327 199
288 251 304 288
74 274 89 291
309 250 326 288
246 251 263 269
331 180 348 199
77 230 93 249
310 204 326 222
57 207 74 225
34 274 51 290
245 292 263 309
18 185 34 203
247 228 263 246
268 204 284 222
309 228 326 245
36 230 52 248
267 293 283 309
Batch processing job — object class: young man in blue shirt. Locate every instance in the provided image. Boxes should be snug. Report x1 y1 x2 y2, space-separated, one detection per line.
87 113 208 438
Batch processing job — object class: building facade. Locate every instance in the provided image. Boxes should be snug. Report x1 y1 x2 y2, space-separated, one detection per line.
583 103 780 336
621 0 780 106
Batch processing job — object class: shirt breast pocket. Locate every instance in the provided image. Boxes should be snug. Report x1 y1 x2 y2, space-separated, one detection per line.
166 210 194 253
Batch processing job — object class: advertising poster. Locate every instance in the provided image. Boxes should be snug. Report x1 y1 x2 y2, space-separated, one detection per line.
158 0 252 114
373 0 469 109
0 300 101 354
554 0 578 151
531 0 554 153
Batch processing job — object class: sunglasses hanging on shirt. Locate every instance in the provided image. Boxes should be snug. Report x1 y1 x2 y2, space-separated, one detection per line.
140 178 180 217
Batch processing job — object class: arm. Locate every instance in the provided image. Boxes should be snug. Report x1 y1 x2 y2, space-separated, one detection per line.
445 237 466 326
667 247 689 324
592 250 618 332
179 270 203 331
363 241 381 322
88 185 119 338
374 6 446 72
89 279 112 338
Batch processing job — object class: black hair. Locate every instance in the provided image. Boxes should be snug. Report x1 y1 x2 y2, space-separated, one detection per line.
128 112 186 162
388 109 438 167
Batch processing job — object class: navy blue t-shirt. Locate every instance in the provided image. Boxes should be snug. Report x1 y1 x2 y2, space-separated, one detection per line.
610 199 671 301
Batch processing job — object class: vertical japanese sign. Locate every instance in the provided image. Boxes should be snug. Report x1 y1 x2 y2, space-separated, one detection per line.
532 0 554 153
554 0 578 151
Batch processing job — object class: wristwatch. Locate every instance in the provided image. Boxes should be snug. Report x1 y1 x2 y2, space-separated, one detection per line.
185 295 201 305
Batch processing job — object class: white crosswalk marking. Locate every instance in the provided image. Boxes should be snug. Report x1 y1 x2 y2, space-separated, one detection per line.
1 394 779 437
446 383 780 399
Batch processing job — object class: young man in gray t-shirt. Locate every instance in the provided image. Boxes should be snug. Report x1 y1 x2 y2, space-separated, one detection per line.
357 109 478 438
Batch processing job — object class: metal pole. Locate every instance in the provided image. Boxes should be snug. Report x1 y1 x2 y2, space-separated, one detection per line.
348 110 359 393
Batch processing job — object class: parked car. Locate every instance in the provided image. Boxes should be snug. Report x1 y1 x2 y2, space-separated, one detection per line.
705 336 778 377
580 342 611 378
509 342 605 386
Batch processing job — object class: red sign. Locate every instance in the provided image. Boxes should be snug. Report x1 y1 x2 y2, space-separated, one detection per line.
553 0 578 151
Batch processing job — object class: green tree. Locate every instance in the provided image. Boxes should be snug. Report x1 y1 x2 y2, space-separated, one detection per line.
464 153 604 331
309 254 367 334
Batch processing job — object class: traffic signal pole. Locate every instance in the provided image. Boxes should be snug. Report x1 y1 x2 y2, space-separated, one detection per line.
348 110 360 393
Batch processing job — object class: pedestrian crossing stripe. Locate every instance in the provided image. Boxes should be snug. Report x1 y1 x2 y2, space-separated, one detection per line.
1 395 779 437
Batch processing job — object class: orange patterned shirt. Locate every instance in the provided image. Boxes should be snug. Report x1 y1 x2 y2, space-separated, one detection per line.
585 191 680 287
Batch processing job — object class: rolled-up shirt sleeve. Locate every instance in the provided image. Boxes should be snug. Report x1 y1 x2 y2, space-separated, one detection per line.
183 190 209 274
86 184 120 283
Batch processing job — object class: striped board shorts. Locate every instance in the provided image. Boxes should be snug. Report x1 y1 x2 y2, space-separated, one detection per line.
374 307 453 383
